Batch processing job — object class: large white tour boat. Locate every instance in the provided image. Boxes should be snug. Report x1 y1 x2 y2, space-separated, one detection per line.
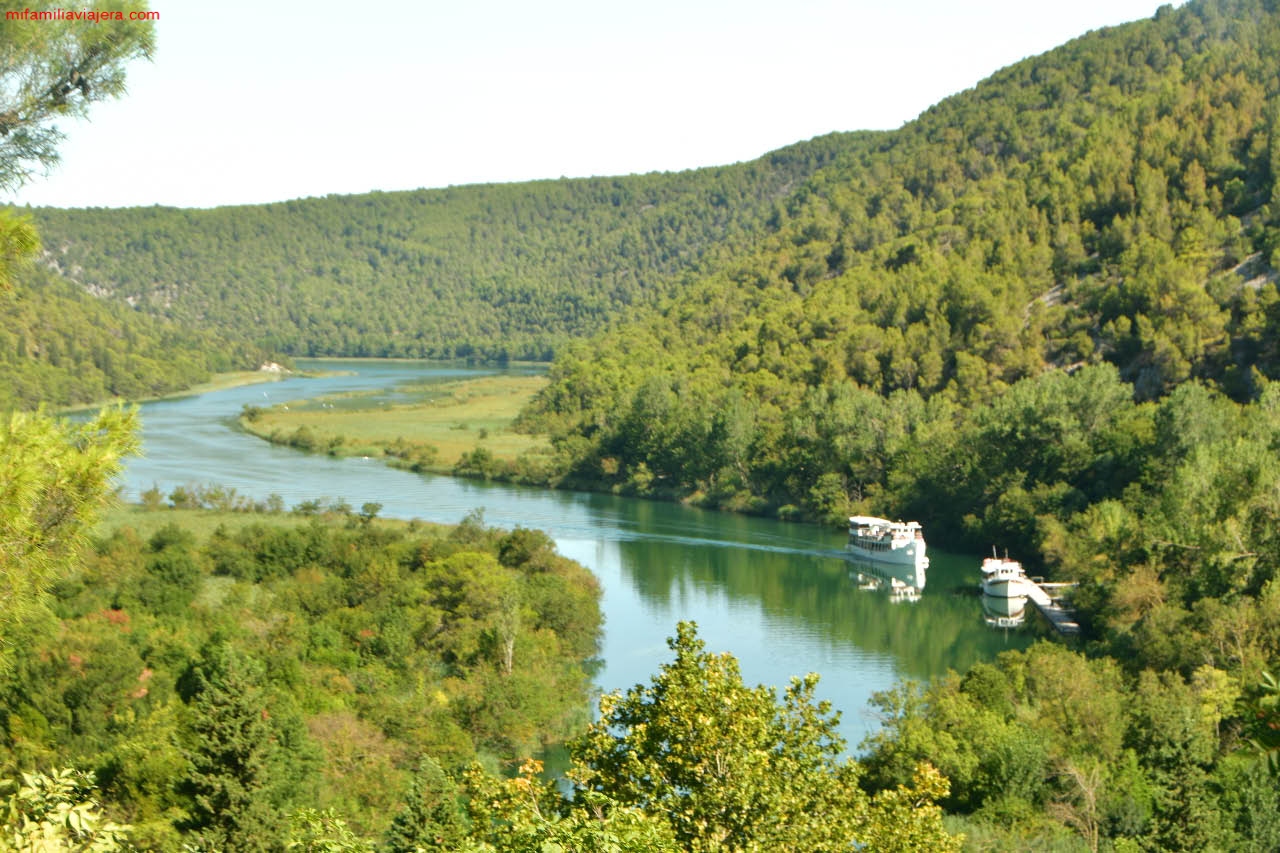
846 516 929 590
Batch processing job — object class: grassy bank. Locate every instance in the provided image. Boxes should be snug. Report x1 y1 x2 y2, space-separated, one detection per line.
99 504 334 539
97 503 432 540
238 373 553 476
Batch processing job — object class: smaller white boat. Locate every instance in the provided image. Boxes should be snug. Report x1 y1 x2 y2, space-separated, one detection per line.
980 554 1029 598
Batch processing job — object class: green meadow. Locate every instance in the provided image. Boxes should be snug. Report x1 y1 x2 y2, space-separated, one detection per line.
238 373 551 474
97 504 432 541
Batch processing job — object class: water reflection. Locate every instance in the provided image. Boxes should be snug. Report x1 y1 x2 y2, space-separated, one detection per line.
847 555 925 602
608 531 1029 684
981 592 1029 629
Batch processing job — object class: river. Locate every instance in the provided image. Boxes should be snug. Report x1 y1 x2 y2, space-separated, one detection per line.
118 359 1030 749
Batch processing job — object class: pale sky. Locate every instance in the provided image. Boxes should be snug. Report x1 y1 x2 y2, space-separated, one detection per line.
5 0 1176 209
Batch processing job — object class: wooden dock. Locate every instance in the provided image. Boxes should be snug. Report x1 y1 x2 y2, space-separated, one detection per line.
1018 578 1080 635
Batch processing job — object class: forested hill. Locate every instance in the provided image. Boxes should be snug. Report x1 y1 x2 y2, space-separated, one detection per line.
525 0 1280 514
0 264 273 410
23 136 853 360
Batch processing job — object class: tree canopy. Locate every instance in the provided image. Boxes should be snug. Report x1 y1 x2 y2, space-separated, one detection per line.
569 622 960 852
0 0 155 191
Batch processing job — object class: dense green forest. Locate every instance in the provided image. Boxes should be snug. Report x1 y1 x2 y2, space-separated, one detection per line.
861 640 1280 851
1 503 604 848
0 263 273 410
22 137 850 361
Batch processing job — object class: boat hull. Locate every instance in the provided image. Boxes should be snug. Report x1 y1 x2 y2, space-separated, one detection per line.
981 591 1028 618
981 577 1028 597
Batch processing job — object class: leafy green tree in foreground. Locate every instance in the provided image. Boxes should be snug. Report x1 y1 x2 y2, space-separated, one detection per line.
461 759 680 853
0 768 131 852
566 621 960 852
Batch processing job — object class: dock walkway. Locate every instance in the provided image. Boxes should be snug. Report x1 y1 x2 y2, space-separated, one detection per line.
1016 578 1080 635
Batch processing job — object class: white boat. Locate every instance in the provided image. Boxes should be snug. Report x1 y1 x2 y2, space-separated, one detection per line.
980 555 1028 597
847 516 928 590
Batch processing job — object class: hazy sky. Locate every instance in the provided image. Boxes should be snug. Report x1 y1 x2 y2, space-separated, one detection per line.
6 0 1175 209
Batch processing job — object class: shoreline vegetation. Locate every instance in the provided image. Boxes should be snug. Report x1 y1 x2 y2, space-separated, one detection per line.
57 367 288 414
56 364 359 414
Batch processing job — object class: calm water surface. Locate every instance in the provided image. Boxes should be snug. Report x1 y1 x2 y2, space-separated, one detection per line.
120 359 1030 749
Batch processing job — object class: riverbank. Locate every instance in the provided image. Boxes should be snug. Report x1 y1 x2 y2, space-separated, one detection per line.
57 368 289 414
56 364 363 415
113 356 1033 756
97 501 433 540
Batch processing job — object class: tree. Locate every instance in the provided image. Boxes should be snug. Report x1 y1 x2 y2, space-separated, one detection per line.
1048 760 1106 853
0 407 137 674
0 1 154 295
0 0 155 192
179 644 283 853
0 0 146 671
567 622 960 852
287 809 373 853
460 759 679 853
383 757 466 853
